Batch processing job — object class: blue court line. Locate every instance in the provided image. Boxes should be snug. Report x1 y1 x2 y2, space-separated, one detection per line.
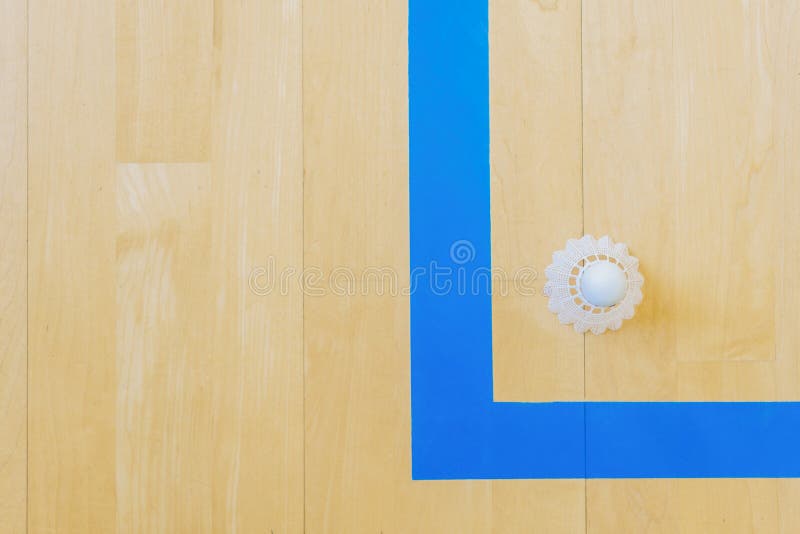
409 0 800 479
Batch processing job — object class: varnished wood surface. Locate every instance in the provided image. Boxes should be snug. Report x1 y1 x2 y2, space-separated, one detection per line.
3 0 799 532
0 0 27 530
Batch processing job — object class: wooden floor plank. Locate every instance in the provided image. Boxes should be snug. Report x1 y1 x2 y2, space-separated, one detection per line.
116 163 215 532
0 0 27 530
490 0 584 403
582 0 678 402
208 0 304 530
28 1 117 530
116 0 214 162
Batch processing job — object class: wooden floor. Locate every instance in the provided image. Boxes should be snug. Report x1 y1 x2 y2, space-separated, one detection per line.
2 0 800 532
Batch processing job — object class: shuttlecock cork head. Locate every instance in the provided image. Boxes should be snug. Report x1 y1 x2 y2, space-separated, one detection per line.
543 235 644 335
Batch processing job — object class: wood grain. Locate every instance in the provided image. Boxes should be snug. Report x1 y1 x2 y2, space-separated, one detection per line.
488 1 587 530
116 163 214 532
207 0 304 530
583 0 800 402
13 0 800 531
491 0 583 403
582 0 678 401
302 1 471 530
588 479 800 534
29 0 303 531
303 0 584 531
0 0 26 530
28 0 117 530
583 1 800 531
115 0 304 530
302 0 494 531
116 0 214 162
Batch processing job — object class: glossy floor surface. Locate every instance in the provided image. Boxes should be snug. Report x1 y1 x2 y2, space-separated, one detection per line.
2 0 800 532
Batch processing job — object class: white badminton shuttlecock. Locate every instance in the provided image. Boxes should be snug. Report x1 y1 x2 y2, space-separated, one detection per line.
543 235 643 335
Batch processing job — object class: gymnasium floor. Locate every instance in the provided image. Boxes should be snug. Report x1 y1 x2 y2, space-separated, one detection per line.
2 0 800 532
